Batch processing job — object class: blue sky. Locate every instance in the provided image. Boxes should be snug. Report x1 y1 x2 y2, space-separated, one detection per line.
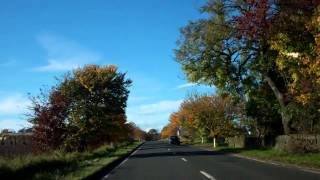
0 0 213 131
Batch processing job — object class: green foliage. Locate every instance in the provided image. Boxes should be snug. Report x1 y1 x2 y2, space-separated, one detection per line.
30 64 133 152
246 82 283 136
175 0 320 134
60 64 132 151
238 149 320 169
175 0 256 96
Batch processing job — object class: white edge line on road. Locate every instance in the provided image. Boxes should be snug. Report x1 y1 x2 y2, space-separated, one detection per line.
200 170 216 180
181 157 187 162
131 148 140 156
192 145 320 175
231 154 320 175
103 144 143 179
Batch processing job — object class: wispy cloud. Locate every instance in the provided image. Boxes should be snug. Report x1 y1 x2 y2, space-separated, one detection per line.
0 94 30 115
128 100 182 115
175 83 197 89
127 99 182 131
34 33 100 72
0 119 31 131
0 94 31 131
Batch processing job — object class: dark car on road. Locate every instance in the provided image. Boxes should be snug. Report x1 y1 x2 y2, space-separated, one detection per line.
168 135 180 145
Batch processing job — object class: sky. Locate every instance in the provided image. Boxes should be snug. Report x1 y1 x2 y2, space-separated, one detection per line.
0 0 214 132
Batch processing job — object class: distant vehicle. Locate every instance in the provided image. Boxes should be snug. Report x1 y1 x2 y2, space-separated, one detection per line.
168 135 180 145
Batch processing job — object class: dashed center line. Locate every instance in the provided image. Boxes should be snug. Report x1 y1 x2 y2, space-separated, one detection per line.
181 158 188 162
200 170 216 180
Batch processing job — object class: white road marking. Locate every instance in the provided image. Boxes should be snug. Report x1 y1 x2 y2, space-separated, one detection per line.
231 154 320 175
103 144 144 179
200 170 216 180
181 158 187 162
103 157 129 179
118 158 128 166
131 149 139 155
168 148 171 151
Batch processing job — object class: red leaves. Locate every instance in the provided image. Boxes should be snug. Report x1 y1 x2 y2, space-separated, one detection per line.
30 65 133 153
30 89 68 153
234 0 271 41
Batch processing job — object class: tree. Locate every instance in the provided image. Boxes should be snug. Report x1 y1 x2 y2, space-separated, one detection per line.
179 93 244 146
30 64 133 152
0 129 15 134
61 64 132 151
268 2 320 133
245 82 283 137
146 129 160 141
29 88 69 152
127 122 146 141
18 128 33 133
175 0 320 134
161 112 181 139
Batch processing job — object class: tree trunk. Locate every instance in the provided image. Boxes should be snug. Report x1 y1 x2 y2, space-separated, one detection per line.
264 75 291 134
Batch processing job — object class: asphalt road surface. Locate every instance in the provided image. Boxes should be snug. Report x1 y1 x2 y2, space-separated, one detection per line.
102 141 320 180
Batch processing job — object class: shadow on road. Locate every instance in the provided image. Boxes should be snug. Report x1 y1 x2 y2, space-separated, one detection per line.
131 150 221 158
130 141 247 159
138 145 186 151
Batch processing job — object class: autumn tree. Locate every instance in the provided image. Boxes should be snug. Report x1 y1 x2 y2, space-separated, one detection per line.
29 88 69 152
178 93 244 146
127 122 146 141
268 2 320 133
60 65 132 151
161 112 181 139
175 0 320 134
30 64 133 152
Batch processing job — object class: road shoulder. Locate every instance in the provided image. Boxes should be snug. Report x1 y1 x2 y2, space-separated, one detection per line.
84 142 144 180
188 144 320 175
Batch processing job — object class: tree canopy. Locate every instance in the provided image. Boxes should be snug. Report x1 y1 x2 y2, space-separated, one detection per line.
161 93 245 142
29 64 137 152
175 0 320 134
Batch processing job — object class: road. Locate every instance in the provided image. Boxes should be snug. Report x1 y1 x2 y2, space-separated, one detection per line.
103 141 320 180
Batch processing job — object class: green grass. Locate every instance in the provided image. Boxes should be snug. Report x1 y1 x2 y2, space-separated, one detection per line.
236 148 320 169
0 141 141 180
188 140 320 170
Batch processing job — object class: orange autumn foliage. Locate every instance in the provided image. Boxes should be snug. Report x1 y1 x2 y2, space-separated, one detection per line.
161 112 181 139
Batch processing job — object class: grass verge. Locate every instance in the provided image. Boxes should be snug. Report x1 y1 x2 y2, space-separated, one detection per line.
185 140 320 170
235 148 320 170
0 141 141 180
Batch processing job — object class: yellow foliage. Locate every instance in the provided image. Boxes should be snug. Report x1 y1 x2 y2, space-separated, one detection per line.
74 64 119 92
270 7 320 106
